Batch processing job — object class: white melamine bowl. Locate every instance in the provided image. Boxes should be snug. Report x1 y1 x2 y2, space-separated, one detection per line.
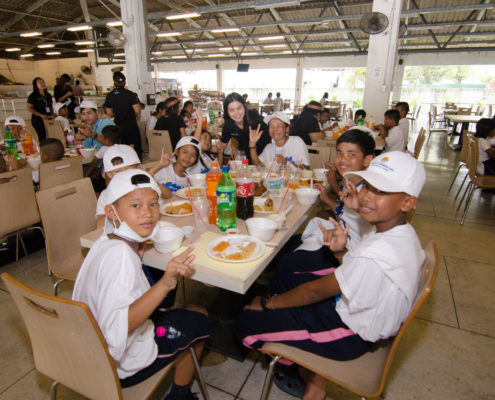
295 188 320 205
188 173 206 187
153 226 184 253
80 147 96 159
246 217 278 241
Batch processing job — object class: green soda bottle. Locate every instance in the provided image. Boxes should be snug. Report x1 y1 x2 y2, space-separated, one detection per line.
4 127 20 160
216 166 237 231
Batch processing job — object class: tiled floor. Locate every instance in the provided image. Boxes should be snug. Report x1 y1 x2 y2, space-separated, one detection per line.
1 128 494 399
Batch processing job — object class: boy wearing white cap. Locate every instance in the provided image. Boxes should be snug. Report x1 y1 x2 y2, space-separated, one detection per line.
236 151 426 400
249 111 310 168
3 115 27 142
73 169 210 398
75 100 115 151
53 102 71 134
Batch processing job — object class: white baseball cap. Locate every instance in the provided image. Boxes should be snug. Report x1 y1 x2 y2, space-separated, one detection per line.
104 169 161 206
4 115 26 127
103 144 141 172
344 151 426 198
264 111 290 126
79 100 98 111
175 135 201 154
53 102 68 114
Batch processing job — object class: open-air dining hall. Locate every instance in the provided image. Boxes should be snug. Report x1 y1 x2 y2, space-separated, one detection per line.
0 0 494 399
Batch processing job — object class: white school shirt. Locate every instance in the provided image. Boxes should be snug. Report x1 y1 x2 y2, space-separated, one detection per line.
72 235 157 379
146 115 158 131
95 189 108 217
153 163 202 192
477 137 492 175
55 115 71 133
335 223 424 342
399 118 409 148
95 145 109 178
259 136 310 167
384 126 405 153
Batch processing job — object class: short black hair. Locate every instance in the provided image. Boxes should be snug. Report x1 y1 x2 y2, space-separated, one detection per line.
304 101 322 116
321 109 330 116
475 118 495 139
354 109 366 119
102 125 121 144
40 138 64 161
395 101 410 114
384 109 401 124
337 129 375 156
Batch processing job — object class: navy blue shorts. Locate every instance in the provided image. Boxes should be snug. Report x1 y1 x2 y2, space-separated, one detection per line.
120 309 210 387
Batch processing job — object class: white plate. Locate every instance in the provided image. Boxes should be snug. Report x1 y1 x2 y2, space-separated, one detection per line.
206 235 266 263
254 197 275 214
161 200 193 217
175 187 206 199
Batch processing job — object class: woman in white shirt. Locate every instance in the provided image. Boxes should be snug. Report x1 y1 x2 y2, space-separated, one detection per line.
146 101 166 131
249 111 309 168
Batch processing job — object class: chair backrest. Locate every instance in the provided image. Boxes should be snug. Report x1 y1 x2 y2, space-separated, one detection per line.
466 134 479 180
413 127 426 159
36 178 96 280
39 156 83 191
307 145 331 169
414 104 421 118
137 120 148 153
1 273 123 400
43 119 67 149
0 167 40 237
459 130 474 164
458 107 472 115
146 129 173 161
247 102 259 111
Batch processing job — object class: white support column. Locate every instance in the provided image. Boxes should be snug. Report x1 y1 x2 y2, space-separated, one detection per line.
216 62 223 93
391 59 405 102
120 0 153 102
295 57 304 107
362 0 402 122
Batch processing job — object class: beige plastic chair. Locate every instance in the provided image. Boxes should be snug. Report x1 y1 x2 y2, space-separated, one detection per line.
1 273 209 400
146 129 173 161
426 111 449 148
138 119 149 153
458 135 495 225
407 104 421 132
307 145 331 170
43 118 67 149
413 127 426 159
449 130 473 194
457 107 472 116
36 178 96 294
259 241 439 400
38 156 83 191
0 167 44 261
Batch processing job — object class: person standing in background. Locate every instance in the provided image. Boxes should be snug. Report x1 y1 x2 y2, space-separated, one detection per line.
155 97 186 149
72 79 84 97
263 92 273 104
273 92 283 112
104 72 142 159
54 73 77 120
27 77 53 142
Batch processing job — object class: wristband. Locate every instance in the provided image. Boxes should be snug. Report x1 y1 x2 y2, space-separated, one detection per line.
249 145 256 149
260 295 270 311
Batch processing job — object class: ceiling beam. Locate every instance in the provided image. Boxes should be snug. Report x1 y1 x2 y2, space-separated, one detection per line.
410 0 441 49
0 0 51 32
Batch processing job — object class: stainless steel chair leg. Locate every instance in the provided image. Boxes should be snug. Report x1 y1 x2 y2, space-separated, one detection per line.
461 186 477 225
457 182 471 211
189 347 209 400
50 381 59 400
260 355 281 400
448 165 463 192
454 172 468 200
53 279 64 296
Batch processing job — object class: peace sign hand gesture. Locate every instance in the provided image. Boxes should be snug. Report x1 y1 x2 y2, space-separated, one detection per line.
249 124 263 147
318 218 349 253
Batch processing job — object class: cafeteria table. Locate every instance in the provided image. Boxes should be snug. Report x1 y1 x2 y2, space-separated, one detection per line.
80 194 319 359
445 114 483 150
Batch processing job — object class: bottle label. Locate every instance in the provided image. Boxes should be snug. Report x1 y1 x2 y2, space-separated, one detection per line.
236 181 255 197
217 189 236 206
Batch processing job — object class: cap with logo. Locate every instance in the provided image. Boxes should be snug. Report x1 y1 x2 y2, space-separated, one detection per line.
4 115 26 127
103 144 141 173
104 169 160 206
263 111 290 126
343 151 426 198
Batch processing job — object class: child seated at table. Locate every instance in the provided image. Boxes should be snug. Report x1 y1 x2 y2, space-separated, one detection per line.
30 138 65 183
152 136 202 193
95 144 172 228
319 109 335 131
395 102 410 148
475 118 495 175
378 109 404 152
73 169 210 398
85 125 121 184
351 109 376 137
196 130 217 172
54 102 72 135
235 151 426 400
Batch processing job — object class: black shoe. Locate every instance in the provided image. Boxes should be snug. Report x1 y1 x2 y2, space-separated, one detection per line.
163 391 199 400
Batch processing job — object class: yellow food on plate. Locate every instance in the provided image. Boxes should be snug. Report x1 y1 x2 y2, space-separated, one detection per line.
186 187 204 197
213 240 258 261
254 205 262 212
164 202 192 215
212 240 229 252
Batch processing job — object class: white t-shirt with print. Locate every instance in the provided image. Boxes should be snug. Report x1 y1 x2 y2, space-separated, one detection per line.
153 163 202 192
384 126 405 152
72 235 157 379
335 223 424 342
477 137 492 175
259 136 310 167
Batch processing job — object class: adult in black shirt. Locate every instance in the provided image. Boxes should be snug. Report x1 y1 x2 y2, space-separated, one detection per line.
54 73 77 120
104 72 142 159
155 96 186 150
218 92 269 165
26 77 53 142
290 101 324 145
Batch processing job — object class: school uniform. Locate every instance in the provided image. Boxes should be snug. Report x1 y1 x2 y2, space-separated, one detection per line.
104 87 142 158
259 136 309 167
27 91 53 142
73 235 210 385
234 223 424 360
384 126 405 153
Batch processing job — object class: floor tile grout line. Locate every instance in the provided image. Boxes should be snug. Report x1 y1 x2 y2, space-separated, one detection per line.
202 382 238 398
443 255 461 329
437 254 495 268
414 315 495 340
235 352 261 399
0 367 36 395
